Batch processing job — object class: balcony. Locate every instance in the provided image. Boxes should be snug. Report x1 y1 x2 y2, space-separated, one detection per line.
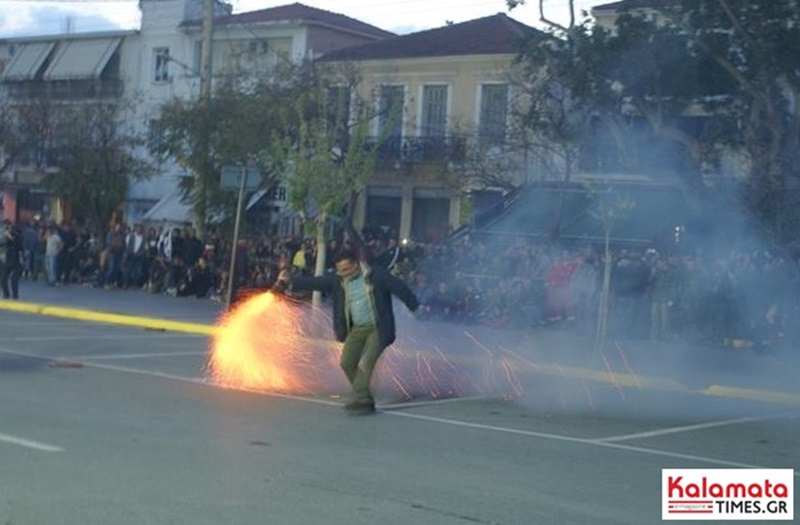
4 79 124 101
366 135 466 165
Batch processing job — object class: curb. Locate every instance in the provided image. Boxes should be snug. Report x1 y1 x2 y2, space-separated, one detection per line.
702 385 800 407
1 300 798 407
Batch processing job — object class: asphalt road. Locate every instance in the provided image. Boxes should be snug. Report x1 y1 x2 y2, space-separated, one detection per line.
0 283 798 524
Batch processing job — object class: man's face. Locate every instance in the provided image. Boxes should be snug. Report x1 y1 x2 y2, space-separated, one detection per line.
335 258 360 280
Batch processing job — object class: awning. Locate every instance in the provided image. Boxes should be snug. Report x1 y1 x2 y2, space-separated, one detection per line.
142 190 192 225
3 42 56 81
246 189 266 211
246 184 289 211
43 38 121 81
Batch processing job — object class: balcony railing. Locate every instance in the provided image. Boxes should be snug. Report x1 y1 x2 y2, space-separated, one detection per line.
4 79 124 100
365 135 466 165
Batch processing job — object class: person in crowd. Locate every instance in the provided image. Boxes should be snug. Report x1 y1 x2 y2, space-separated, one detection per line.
648 254 676 341
545 251 579 323
22 221 39 281
44 225 63 286
751 303 785 355
571 255 599 334
104 223 125 289
57 220 78 284
0 220 23 299
124 223 147 289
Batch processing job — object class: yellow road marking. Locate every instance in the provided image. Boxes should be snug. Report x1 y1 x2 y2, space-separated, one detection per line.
2 300 798 406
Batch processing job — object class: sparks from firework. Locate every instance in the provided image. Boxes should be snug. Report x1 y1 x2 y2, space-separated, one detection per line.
207 290 528 402
614 340 641 388
208 291 338 393
597 348 626 401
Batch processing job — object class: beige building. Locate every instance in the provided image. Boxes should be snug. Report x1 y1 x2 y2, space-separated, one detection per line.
320 14 544 242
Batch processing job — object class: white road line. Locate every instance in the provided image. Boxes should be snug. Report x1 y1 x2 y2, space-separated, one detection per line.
71 351 208 361
1 346 796 474
385 411 795 473
77 361 211 385
80 361 343 408
0 432 63 452
381 395 496 410
594 415 788 443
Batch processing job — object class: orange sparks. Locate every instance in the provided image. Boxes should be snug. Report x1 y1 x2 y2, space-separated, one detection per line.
208 291 335 393
207 291 528 403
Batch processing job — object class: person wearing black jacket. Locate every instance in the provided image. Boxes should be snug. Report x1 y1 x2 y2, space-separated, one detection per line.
0 220 23 299
284 248 419 415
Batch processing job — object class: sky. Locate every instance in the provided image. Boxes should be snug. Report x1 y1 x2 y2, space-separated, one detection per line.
0 0 608 38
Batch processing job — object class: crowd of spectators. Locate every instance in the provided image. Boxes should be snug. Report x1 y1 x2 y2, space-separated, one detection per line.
14 218 800 355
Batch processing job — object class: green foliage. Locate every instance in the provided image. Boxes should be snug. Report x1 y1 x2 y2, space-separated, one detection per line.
0 98 56 179
151 64 300 227
514 0 800 240
44 100 153 234
269 64 380 227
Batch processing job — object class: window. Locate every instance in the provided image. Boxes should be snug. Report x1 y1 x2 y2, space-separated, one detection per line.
378 85 404 138
148 119 164 155
421 85 448 138
192 41 202 77
479 83 509 147
153 47 170 82
326 86 351 146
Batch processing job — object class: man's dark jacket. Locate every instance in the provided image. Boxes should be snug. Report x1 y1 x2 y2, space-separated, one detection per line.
292 263 419 349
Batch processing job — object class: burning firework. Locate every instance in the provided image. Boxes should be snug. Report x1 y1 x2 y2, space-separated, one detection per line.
207 291 340 394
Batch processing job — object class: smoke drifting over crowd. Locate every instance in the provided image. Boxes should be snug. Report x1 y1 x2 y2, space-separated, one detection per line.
207 176 799 422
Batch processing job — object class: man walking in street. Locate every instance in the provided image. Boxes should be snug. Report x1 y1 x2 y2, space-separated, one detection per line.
280 248 419 415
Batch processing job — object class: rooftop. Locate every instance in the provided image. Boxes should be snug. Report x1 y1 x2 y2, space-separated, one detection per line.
319 13 545 61
182 2 395 40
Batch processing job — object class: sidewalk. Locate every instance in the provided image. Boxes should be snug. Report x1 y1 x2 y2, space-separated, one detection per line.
2 280 798 406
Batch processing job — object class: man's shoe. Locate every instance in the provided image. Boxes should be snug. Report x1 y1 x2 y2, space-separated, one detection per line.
344 401 376 416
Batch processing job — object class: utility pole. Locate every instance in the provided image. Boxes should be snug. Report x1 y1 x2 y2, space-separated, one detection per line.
195 0 214 236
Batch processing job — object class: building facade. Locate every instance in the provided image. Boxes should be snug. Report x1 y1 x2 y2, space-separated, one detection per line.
0 1 394 225
321 14 544 242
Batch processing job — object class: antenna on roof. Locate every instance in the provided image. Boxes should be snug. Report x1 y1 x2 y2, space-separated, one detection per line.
63 16 75 34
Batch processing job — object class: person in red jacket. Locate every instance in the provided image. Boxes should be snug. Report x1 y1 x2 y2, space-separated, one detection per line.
545 253 579 323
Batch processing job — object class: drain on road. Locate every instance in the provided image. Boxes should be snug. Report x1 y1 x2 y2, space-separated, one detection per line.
47 360 84 369
0 355 50 372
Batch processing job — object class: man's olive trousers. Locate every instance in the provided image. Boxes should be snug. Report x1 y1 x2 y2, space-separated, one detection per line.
341 325 384 404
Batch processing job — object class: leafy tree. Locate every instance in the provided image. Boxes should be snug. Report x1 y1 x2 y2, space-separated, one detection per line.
669 0 800 240
269 64 382 305
509 0 800 240
506 1 608 239
151 65 300 231
44 100 153 239
0 97 58 181
587 185 634 345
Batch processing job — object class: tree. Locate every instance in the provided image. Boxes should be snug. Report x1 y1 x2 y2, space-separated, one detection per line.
45 100 153 239
0 96 58 181
506 1 607 240
270 64 382 305
151 65 297 229
509 0 800 240
588 185 634 346
669 0 800 240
